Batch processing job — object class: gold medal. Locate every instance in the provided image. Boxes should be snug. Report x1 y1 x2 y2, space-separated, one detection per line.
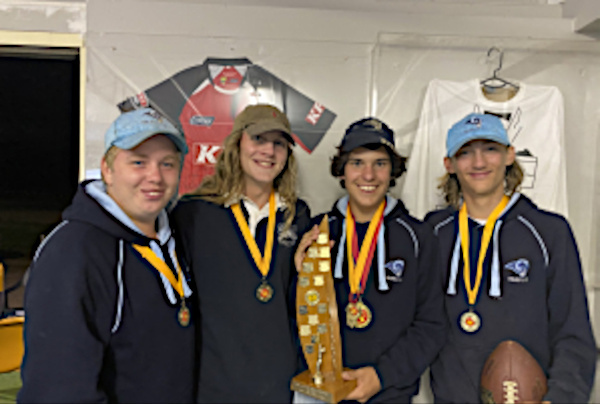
459 309 481 333
346 302 358 328
256 281 274 302
344 201 385 330
178 301 191 327
354 300 372 328
346 299 372 329
305 289 320 306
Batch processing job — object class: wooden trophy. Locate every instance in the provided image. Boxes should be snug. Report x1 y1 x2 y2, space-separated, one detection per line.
290 215 356 403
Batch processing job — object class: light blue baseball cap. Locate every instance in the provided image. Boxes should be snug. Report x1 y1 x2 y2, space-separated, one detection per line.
446 113 510 157
104 108 188 155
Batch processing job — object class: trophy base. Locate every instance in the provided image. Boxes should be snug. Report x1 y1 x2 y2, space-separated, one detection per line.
291 369 357 404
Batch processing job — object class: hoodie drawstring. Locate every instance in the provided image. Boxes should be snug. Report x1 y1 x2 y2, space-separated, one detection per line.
111 240 125 334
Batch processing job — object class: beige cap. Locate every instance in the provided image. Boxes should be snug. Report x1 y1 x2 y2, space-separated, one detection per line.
232 104 294 145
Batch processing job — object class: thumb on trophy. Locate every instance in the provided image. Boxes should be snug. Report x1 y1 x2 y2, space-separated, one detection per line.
294 225 320 272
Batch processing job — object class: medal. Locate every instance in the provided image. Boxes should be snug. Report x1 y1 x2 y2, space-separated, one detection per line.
354 300 372 328
459 309 481 333
231 191 277 303
344 201 385 329
346 299 372 329
178 301 191 327
457 196 509 334
132 244 190 327
256 281 274 302
345 302 358 328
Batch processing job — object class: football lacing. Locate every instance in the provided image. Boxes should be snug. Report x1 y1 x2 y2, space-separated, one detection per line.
503 380 519 403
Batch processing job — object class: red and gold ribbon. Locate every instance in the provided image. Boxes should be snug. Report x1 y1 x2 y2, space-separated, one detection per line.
345 200 385 300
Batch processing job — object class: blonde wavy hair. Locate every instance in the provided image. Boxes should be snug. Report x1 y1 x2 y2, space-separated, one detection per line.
438 159 524 209
190 129 298 228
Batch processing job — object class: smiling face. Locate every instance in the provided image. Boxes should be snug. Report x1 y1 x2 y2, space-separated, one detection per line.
239 130 289 196
341 146 392 223
101 134 180 236
444 139 515 205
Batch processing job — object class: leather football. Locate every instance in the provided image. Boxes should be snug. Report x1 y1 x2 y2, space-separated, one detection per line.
480 340 547 404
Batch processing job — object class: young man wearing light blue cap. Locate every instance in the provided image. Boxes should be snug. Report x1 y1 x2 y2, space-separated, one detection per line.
19 108 196 403
425 112 596 403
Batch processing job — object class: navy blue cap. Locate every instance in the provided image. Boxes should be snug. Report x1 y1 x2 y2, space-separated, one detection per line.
339 117 396 152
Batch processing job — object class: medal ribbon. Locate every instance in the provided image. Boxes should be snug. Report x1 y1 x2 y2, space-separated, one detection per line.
231 190 276 278
132 244 184 299
459 195 509 305
346 200 385 299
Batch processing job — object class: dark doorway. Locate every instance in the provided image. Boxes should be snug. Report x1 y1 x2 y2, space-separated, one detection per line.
0 45 80 310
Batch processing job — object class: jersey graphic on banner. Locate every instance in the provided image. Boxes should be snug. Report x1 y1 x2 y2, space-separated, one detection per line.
402 78 567 219
118 58 337 195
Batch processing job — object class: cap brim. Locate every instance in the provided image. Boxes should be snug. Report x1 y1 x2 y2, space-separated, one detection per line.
245 122 295 145
340 131 396 154
447 134 509 157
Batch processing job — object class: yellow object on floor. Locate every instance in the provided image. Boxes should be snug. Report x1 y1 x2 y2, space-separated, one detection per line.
0 317 24 373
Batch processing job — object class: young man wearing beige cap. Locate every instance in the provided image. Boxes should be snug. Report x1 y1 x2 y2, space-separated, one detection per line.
19 108 195 403
173 104 311 402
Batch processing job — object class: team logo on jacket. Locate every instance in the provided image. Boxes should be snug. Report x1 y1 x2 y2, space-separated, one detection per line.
385 259 405 282
278 224 298 247
505 258 530 283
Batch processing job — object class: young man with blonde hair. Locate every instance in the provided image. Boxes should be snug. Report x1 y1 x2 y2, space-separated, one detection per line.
426 112 596 403
173 104 311 403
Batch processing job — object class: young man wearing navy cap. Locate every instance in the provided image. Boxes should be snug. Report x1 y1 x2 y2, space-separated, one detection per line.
425 113 596 403
295 118 446 403
19 108 196 403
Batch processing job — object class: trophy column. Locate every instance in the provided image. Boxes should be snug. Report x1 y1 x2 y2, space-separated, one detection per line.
290 216 356 403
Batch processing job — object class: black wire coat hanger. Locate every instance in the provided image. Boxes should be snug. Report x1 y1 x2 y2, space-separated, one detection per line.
480 47 519 90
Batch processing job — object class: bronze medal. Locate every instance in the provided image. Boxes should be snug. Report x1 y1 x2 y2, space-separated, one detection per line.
178 302 191 327
256 281 274 303
459 309 481 333
231 191 277 306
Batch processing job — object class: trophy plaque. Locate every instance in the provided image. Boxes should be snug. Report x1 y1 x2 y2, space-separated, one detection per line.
290 215 356 403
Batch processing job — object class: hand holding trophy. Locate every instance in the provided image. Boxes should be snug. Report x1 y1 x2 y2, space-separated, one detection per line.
290 216 356 403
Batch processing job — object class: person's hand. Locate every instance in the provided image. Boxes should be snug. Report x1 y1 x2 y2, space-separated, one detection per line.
294 225 320 272
342 366 381 403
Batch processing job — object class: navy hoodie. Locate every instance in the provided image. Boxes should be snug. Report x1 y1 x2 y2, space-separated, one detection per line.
19 180 196 403
425 193 596 404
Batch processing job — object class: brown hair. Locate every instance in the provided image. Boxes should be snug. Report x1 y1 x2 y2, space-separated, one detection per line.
191 129 298 228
